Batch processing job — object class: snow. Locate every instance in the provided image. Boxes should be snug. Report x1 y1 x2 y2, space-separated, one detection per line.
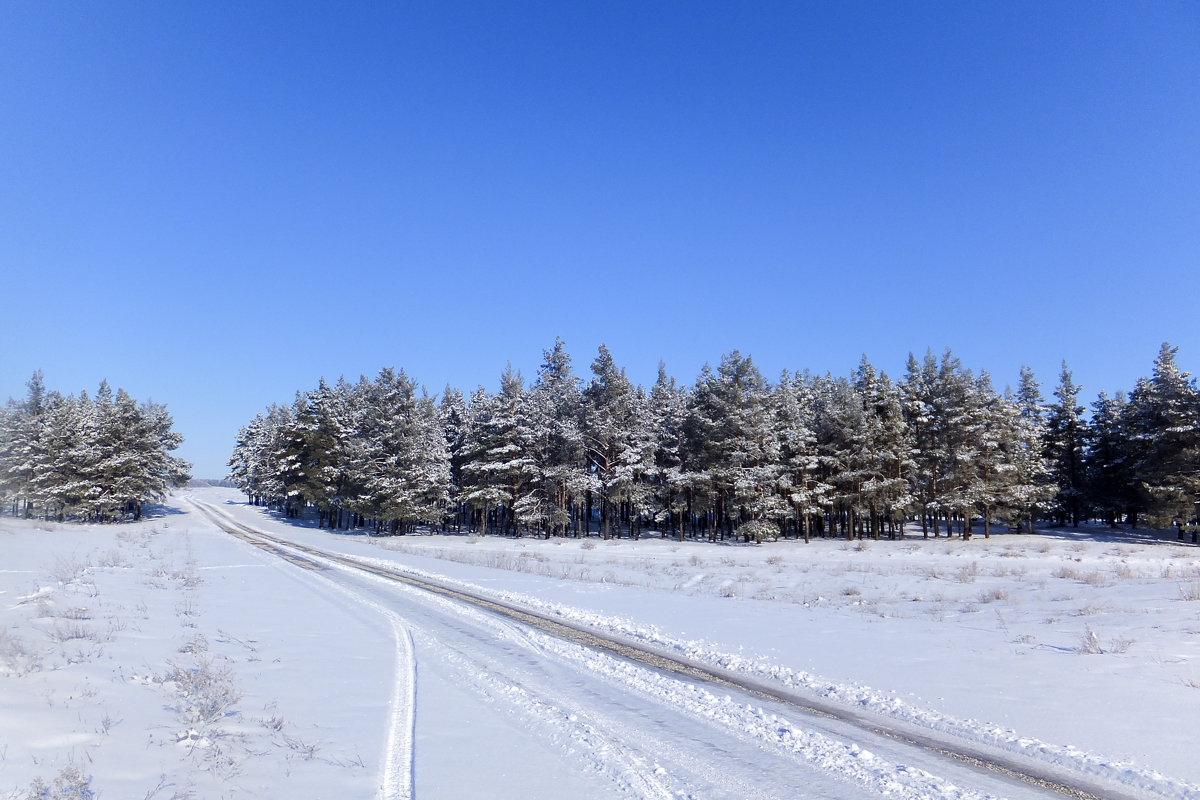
3 488 1200 799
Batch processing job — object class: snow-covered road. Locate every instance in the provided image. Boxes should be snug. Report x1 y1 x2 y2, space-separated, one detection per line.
190 498 1116 800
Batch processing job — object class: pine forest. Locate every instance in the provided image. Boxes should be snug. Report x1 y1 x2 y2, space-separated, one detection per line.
224 340 1200 544
0 371 192 522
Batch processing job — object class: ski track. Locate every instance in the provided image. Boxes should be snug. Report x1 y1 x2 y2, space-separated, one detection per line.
267 569 417 800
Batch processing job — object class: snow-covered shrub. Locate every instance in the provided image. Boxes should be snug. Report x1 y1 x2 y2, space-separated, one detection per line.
1078 627 1104 654
25 765 94 800
0 629 42 675
162 658 241 725
1077 626 1135 655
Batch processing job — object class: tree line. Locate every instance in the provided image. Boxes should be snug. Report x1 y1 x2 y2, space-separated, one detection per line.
227 341 1200 543
0 372 192 522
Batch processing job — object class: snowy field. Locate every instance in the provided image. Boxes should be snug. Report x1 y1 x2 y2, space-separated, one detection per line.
3 487 1200 799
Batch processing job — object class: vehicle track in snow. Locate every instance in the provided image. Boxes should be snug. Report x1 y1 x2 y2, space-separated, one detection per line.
188 500 1154 800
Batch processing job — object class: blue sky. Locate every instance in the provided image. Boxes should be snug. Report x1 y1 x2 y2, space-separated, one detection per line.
2 1 1197 478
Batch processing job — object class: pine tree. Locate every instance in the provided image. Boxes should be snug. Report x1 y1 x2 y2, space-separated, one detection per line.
438 385 470 531
900 352 940 537
459 366 533 536
647 362 691 541
773 372 827 542
683 351 776 542
902 350 980 537
0 374 190 522
967 372 1015 539
611 385 658 540
0 372 48 516
814 373 867 539
584 345 641 539
853 357 912 539
229 405 294 508
29 391 85 520
1046 361 1088 527
525 338 587 537
457 387 510 536
1085 390 1139 527
1124 343 1200 529
351 369 413 530
1006 366 1056 533
408 391 452 527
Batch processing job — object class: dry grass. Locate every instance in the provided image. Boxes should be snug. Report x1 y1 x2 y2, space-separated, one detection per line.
977 588 1008 603
50 554 92 586
1077 626 1134 655
47 622 94 644
955 562 980 583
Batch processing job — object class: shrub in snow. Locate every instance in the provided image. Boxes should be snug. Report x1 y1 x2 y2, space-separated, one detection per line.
25 765 94 800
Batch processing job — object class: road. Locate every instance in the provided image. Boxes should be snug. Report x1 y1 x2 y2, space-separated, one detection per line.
188 499 1145 800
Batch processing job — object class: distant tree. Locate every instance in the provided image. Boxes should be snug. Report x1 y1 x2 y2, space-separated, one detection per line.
684 351 777 542
900 352 940 537
1124 344 1200 529
0 373 190 522
647 362 691 541
901 349 982 538
584 345 641 539
966 372 1014 539
226 340 1200 543
456 387 509 536
0 371 47 516
773 371 827 542
1085 390 1139 527
438 385 470 531
459 366 533 536
1045 362 1088 527
853 357 912 539
1006 366 1056 533
525 338 588 537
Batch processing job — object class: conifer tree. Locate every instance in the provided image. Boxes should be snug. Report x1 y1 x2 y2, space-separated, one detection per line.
438 385 470 531
684 352 776 541
584 345 640 539
525 338 587 537
773 372 827 542
853 358 912 539
900 352 940 536
1 373 190 521
648 362 691 541
1085 390 1139 527
457 387 509 536
1046 362 1088 527
1124 344 1200 529
1006 366 1057 533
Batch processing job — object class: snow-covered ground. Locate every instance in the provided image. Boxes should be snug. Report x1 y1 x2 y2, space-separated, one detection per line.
3 487 1200 799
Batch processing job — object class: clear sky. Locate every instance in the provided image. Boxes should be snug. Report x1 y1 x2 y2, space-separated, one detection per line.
2 1 1197 479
